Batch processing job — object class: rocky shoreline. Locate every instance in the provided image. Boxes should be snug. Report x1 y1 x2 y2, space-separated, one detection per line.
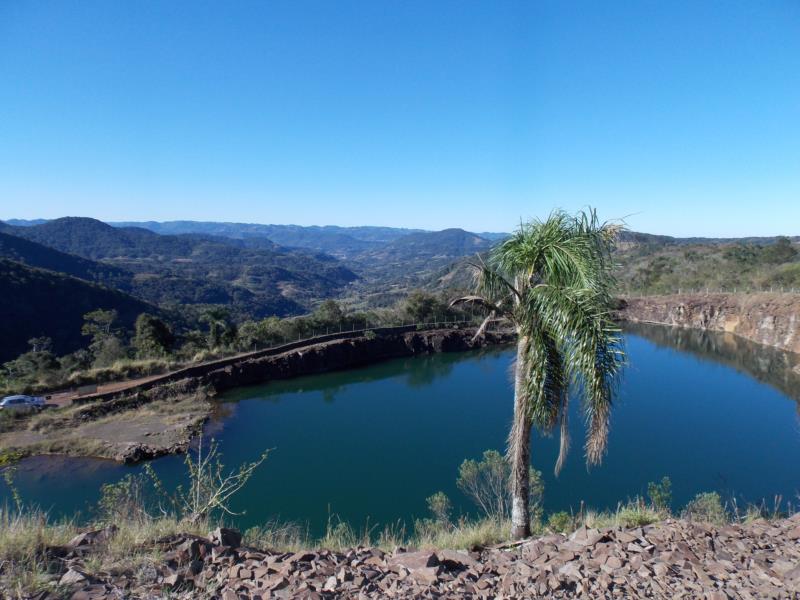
618 293 800 355
41 513 800 599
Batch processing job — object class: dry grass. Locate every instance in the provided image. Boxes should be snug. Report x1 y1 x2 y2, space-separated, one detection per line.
0 504 210 599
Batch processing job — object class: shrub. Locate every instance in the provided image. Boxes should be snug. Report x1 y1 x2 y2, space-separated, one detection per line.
615 501 662 528
426 491 453 527
456 449 543 522
682 491 727 525
546 511 574 533
647 476 672 512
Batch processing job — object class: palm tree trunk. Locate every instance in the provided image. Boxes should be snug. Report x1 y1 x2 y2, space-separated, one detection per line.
509 334 532 539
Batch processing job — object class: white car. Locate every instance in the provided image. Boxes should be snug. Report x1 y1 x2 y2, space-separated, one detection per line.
0 395 46 411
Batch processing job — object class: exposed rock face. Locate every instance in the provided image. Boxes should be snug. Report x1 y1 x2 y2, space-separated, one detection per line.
619 293 800 355
49 513 800 599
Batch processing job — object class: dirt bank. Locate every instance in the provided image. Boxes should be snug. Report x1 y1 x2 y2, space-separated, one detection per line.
618 293 800 355
0 328 513 463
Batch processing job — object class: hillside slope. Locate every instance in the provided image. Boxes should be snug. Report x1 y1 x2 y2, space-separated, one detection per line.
0 230 133 290
0 259 157 361
1 218 358 317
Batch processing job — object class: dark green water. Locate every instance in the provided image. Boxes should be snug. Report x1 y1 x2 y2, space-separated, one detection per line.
3 324 800 533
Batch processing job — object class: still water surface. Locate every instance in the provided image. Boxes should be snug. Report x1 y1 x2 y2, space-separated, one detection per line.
4 324 800 533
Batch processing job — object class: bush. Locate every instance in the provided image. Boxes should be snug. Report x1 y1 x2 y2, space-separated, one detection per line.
682 492 727 525
456 449 544 522
426 491 453 528
647 476 672 512
546 511 574 533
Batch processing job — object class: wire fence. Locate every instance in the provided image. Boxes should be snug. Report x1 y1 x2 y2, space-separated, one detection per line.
620 286 800 299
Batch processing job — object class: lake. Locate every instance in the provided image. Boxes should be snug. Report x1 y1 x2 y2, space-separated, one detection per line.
3 324 800 534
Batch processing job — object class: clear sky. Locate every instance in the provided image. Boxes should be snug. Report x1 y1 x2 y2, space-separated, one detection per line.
1 1 798 236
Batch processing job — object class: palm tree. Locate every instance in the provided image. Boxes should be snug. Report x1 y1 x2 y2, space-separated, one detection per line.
452 209 625 540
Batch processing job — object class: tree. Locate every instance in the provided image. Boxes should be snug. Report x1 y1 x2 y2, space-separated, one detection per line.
452 209 625 539
760 236 798 265
201 308 236 349
27 337 53 353
403 291 447 323
313 300 345 327
81 309 126 367
132 313 174 358
81 309 119 342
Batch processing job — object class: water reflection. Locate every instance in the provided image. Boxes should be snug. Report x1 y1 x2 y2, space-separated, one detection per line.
624 322 800 413
219 345 511 403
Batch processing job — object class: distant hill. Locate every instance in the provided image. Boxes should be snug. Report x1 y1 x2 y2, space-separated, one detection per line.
0 258 156 361
1 218 357 317
0 230 133 290
348 228 492 286
3 219 49 227
110 220 510 260
110 221 425 259
617 230 800 247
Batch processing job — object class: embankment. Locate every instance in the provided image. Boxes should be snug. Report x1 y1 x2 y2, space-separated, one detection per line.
618 293 800 355
0 328 513 463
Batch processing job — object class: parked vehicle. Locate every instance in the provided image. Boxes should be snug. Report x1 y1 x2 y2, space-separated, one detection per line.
0 395 46 411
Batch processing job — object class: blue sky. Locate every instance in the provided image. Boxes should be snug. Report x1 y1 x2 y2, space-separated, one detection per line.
1 1 798 236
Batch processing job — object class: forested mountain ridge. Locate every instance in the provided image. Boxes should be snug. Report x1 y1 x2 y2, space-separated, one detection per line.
0 230 133 290
0 258 157 361
110 221 426 259
0 218 358 317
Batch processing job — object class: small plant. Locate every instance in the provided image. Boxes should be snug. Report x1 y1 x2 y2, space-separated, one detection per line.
2 467 23 513
244 519 308 550
615 499 662 527
426 491 453 528
145 438 270 524
682 491 727 525
456 449 543 522
97 473 152 524
363 330 377 340
647 476 672 512
0 449 24 467
546 511 573 533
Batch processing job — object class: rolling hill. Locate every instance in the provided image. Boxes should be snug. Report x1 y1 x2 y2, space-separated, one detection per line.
0 218 358 317
0 258 157 361
0 230 133 290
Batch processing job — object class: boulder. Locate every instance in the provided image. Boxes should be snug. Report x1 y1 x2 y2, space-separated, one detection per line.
59 568 88 586
387 550 440 572
209 527 242 548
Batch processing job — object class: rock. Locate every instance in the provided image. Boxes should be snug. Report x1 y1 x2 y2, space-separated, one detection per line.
209 527 242 548
387 550 440 572
163 572 184 587
411 566 442 585
438 549 479 571
66 525 118 548
40 511 800 599
59 568 88 586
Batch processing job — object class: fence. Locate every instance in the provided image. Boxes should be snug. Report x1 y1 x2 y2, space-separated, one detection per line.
620 286 800 299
